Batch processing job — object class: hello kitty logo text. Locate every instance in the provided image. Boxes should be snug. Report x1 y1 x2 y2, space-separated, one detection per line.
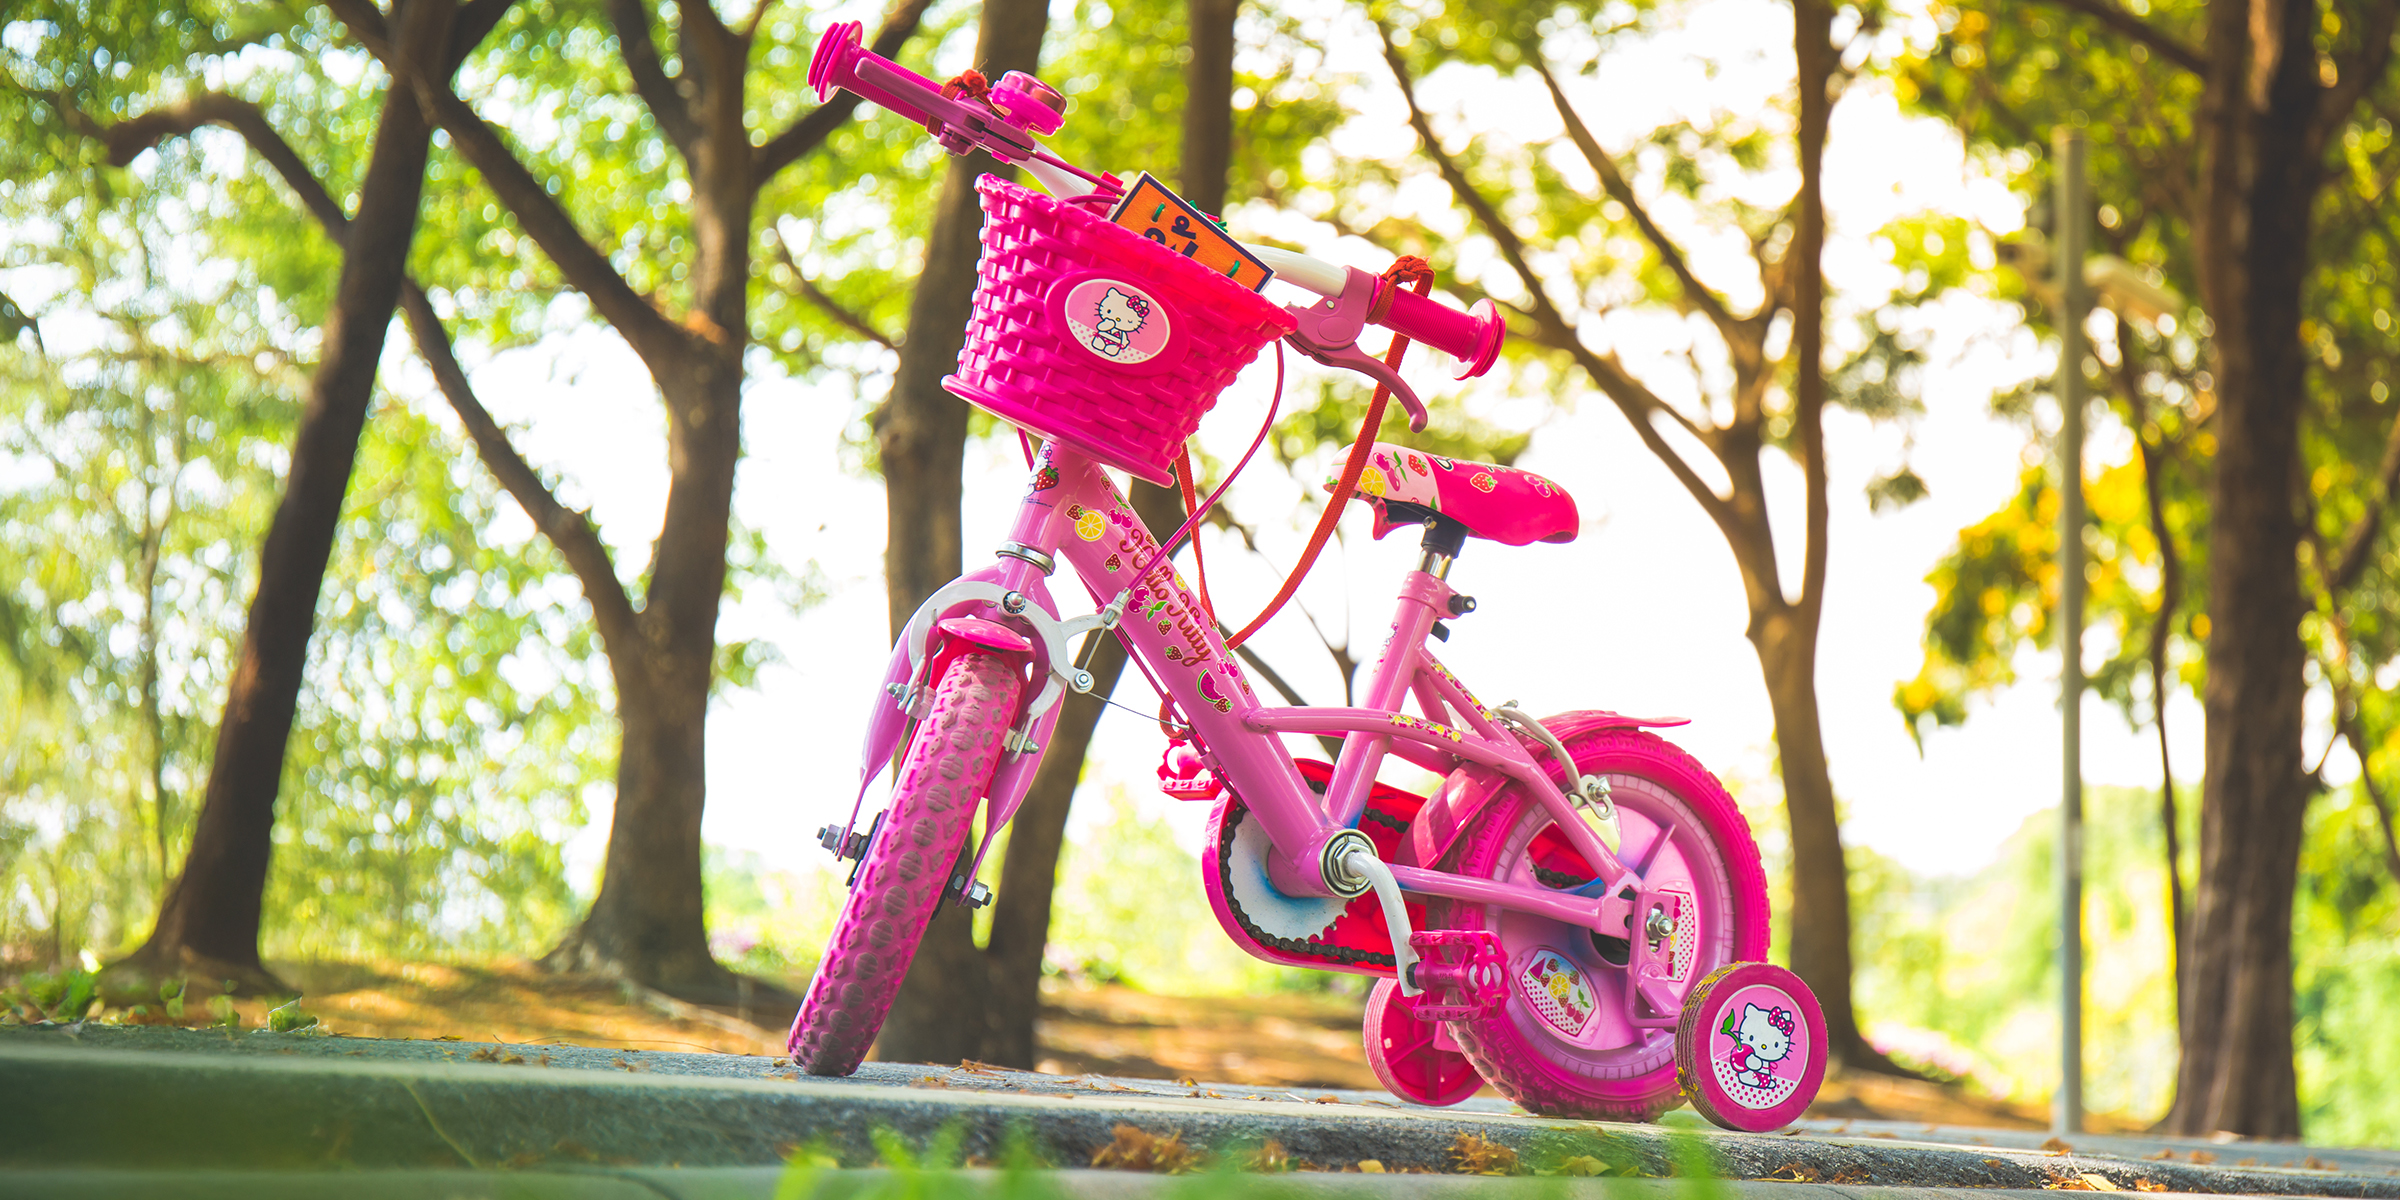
1063 278 1172 364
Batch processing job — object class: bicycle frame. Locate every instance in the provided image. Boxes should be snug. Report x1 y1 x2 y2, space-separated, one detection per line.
853 441 1663 950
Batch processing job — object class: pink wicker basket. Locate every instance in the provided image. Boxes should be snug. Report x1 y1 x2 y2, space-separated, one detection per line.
943 177 1297 487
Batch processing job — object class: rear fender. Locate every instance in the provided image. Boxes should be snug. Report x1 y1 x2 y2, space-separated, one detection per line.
1398 709 1687 871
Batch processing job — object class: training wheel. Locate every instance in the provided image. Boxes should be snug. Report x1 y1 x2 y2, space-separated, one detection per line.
1675 961 1826 1131
1362 978 1484 1107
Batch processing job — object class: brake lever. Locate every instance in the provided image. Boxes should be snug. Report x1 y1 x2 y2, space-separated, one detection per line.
1282 266 1432 432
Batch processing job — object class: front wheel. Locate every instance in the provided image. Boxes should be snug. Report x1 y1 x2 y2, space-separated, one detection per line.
788 653 1024 1075
1431 728 1769 1120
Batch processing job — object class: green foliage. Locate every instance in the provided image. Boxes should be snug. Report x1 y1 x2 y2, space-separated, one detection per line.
1849 786 2186 1117
1044 787 1322 994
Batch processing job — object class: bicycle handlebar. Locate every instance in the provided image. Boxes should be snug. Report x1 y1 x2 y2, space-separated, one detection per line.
808 23 1506 382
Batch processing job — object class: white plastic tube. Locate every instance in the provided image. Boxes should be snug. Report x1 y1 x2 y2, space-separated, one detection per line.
1252 247 1346 298
1343 844 1421 995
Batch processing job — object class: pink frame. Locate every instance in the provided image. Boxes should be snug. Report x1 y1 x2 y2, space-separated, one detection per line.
967 445 1636 931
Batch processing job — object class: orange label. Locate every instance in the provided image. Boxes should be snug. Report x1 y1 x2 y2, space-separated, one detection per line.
1107 173 1273 293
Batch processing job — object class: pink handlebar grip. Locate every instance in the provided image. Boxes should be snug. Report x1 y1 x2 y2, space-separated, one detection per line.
1380 288 1506 379
809 22 1055 161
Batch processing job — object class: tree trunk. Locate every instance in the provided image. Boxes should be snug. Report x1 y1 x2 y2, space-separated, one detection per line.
967 0 1249 1068
2165 0 2321 1139
1750 606 1882 1070
541 11 759 999
1180 0 1239 216
873 0 1054 1065
1760 0 1891 1077
975 479 1183 1067
102 0 454 999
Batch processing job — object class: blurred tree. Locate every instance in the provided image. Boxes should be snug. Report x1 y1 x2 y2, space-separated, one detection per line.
0 163 604 975
1901 0 2398 1135
91 0 471 996
1367 0 1923 1072
315 0 934 1001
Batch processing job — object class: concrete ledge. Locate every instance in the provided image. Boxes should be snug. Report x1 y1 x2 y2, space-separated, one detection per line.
1 1028 2390 1197
0 1168 2263 1200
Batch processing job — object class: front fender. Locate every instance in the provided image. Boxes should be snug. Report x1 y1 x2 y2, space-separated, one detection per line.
1398 709 1686 871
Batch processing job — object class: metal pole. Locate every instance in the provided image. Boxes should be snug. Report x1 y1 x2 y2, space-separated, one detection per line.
2052 127 2088 1138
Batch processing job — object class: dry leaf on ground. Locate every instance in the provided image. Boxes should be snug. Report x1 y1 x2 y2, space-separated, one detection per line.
1089 1124 1203 1174
1451 1133 1520 1176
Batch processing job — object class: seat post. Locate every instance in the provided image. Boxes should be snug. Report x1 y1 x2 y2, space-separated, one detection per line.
1417 516 1469 579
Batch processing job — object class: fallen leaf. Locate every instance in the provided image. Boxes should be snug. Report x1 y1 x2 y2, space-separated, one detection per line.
2236 1158 2261 1167
2187 1151 2216 1165
1175 1077 1196 1086
1357 1160 1386 1174
1451 1133 1520 1176
432 1035 463 1042
1090 1125 1202 1174
2133 1180 2171 1192
2144 1151 2174 1161
1829 1166 1874 1185
1312 1095 1340 1104
1762 1163 1820 1183
2042 1137 2076 1154
2079 1173 2123 1191
1243 1139 1297 1172
2303 1157 2336 1171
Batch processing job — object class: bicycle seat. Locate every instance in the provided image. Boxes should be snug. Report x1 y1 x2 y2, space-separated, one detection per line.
1333 443 1579 546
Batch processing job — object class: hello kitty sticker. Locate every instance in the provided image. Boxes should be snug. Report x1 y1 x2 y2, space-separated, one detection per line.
1708 986 1804 1109
1063 278 1171 365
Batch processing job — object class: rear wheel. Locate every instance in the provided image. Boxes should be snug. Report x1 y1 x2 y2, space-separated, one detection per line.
788 653 1023 1075
1432 728 1768 1120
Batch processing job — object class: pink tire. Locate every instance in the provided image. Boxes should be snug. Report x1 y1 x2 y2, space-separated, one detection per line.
1430 728 1768 1120
788 653 1024 1075
1362 978 1484 1107
1677 961 1827 1131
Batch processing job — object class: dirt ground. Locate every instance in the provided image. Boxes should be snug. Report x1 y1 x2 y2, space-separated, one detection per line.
69 958 2117 1130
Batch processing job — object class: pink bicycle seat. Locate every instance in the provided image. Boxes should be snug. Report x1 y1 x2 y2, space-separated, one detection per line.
1332 443 1579 546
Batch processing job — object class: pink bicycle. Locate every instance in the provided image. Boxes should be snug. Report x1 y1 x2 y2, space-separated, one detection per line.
790 25 1826 1131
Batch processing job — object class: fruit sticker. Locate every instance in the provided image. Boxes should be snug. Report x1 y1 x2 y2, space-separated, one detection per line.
1519 949 1595 1036
1197 669 1233 713
1075 510 1108 541
1359 466 1389 497
1062 278 1171 365
1470 472 1498 493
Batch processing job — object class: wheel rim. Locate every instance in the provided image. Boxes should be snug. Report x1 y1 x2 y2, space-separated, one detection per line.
1364 979 1482 1106
1480 768 1740 1077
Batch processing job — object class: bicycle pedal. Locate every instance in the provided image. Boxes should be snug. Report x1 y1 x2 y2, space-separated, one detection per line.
1400 930 1506 1020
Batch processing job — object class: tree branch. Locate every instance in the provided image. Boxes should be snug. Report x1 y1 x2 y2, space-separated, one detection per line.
87 84 648 662
326 0 690 369
1378 22 1738 533
102 95 347 230
752 0 936 184
769 233 897 349
1527 50 1748 344
2028 0 2206 74
2330 401 2400 596
398 283 645 659
2319 0 2399 139
609 0 700 155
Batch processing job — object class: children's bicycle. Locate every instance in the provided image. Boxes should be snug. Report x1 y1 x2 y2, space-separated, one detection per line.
789 25 1826 1131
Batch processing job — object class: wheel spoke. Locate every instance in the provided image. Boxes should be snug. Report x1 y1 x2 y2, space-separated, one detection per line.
1631 814 1680 878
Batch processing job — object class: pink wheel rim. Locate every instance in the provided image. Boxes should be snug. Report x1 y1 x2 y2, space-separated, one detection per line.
1676 962 1827 1131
